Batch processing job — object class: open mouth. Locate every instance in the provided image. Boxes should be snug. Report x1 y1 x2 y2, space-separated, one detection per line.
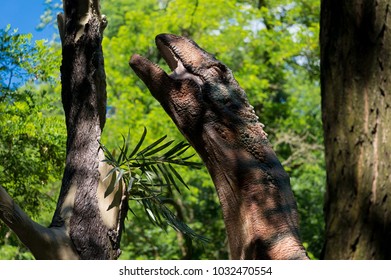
156 37 204 85
156 38 179 71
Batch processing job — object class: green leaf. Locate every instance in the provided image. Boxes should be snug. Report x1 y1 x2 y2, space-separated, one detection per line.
142 139 174 157
114 169 124 190
100 142 116 163
107 183 124 211
137 135 167 156
104 169 117 198
128 126 147 158
117 134 127 164
159 201 209 243
156 163 171 186
102 166 118 182
146 208 156 222
161 163 181 194
127 176 135 192
162 141 190 159
168 164 189 190
149 164 163 186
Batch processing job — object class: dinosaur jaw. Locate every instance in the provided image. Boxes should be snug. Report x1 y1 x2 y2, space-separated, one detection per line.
131 33 220 89
156 34 204 86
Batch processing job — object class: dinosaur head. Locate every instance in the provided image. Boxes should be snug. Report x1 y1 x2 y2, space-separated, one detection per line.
156 34 235 85
129 33 263 149
130 33 233 92
130 34 238 139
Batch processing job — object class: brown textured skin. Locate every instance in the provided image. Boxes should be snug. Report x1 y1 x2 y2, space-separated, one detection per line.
129 34 308 259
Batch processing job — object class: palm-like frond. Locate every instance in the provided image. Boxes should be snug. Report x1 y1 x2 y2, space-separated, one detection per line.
100 128 207 243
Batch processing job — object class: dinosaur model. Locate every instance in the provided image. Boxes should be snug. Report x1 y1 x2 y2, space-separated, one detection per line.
129 34 308 260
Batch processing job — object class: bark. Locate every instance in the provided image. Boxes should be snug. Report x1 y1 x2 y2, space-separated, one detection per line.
0 0 127 259
321 0 391 259
52 0 127 259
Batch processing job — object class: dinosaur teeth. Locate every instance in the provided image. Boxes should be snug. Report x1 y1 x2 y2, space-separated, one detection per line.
156 35 204 86
170 59 187 77
169 59 204 85
156 39 178 71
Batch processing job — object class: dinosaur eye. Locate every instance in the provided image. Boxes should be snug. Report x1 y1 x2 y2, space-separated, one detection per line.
219 64 228 72
210 64 227 76
214 64 227 73
209 64 230 82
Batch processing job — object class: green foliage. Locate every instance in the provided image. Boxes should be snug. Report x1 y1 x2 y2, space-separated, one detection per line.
0 25 60 92
36 0 63 32
0 26 35 91
101 128 208 242
0 244 34 260
0 26 64 259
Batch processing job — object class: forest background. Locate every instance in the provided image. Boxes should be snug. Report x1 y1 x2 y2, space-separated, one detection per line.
0 0 322 259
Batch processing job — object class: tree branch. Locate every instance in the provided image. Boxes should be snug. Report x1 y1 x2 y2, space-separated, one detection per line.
0 185 79 259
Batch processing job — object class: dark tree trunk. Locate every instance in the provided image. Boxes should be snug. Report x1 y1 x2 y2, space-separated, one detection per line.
321 0 391 259
0 0 127 260
51 0 126 259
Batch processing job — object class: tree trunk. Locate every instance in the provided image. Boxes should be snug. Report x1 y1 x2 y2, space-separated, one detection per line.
0 0 127 259
52 0 127 259
321 0 391 259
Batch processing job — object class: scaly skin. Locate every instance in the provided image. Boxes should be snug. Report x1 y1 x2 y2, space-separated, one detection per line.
129 34 308 260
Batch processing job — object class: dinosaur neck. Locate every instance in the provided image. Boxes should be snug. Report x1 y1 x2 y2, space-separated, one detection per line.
196 122 308 260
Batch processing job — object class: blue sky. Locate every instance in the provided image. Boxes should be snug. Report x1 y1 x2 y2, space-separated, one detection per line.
0 0 58 41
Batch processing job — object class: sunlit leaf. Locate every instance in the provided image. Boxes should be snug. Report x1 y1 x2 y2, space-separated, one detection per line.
128 126 147 159
142 139 174 157
168 164 189 190
137 135 167 156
